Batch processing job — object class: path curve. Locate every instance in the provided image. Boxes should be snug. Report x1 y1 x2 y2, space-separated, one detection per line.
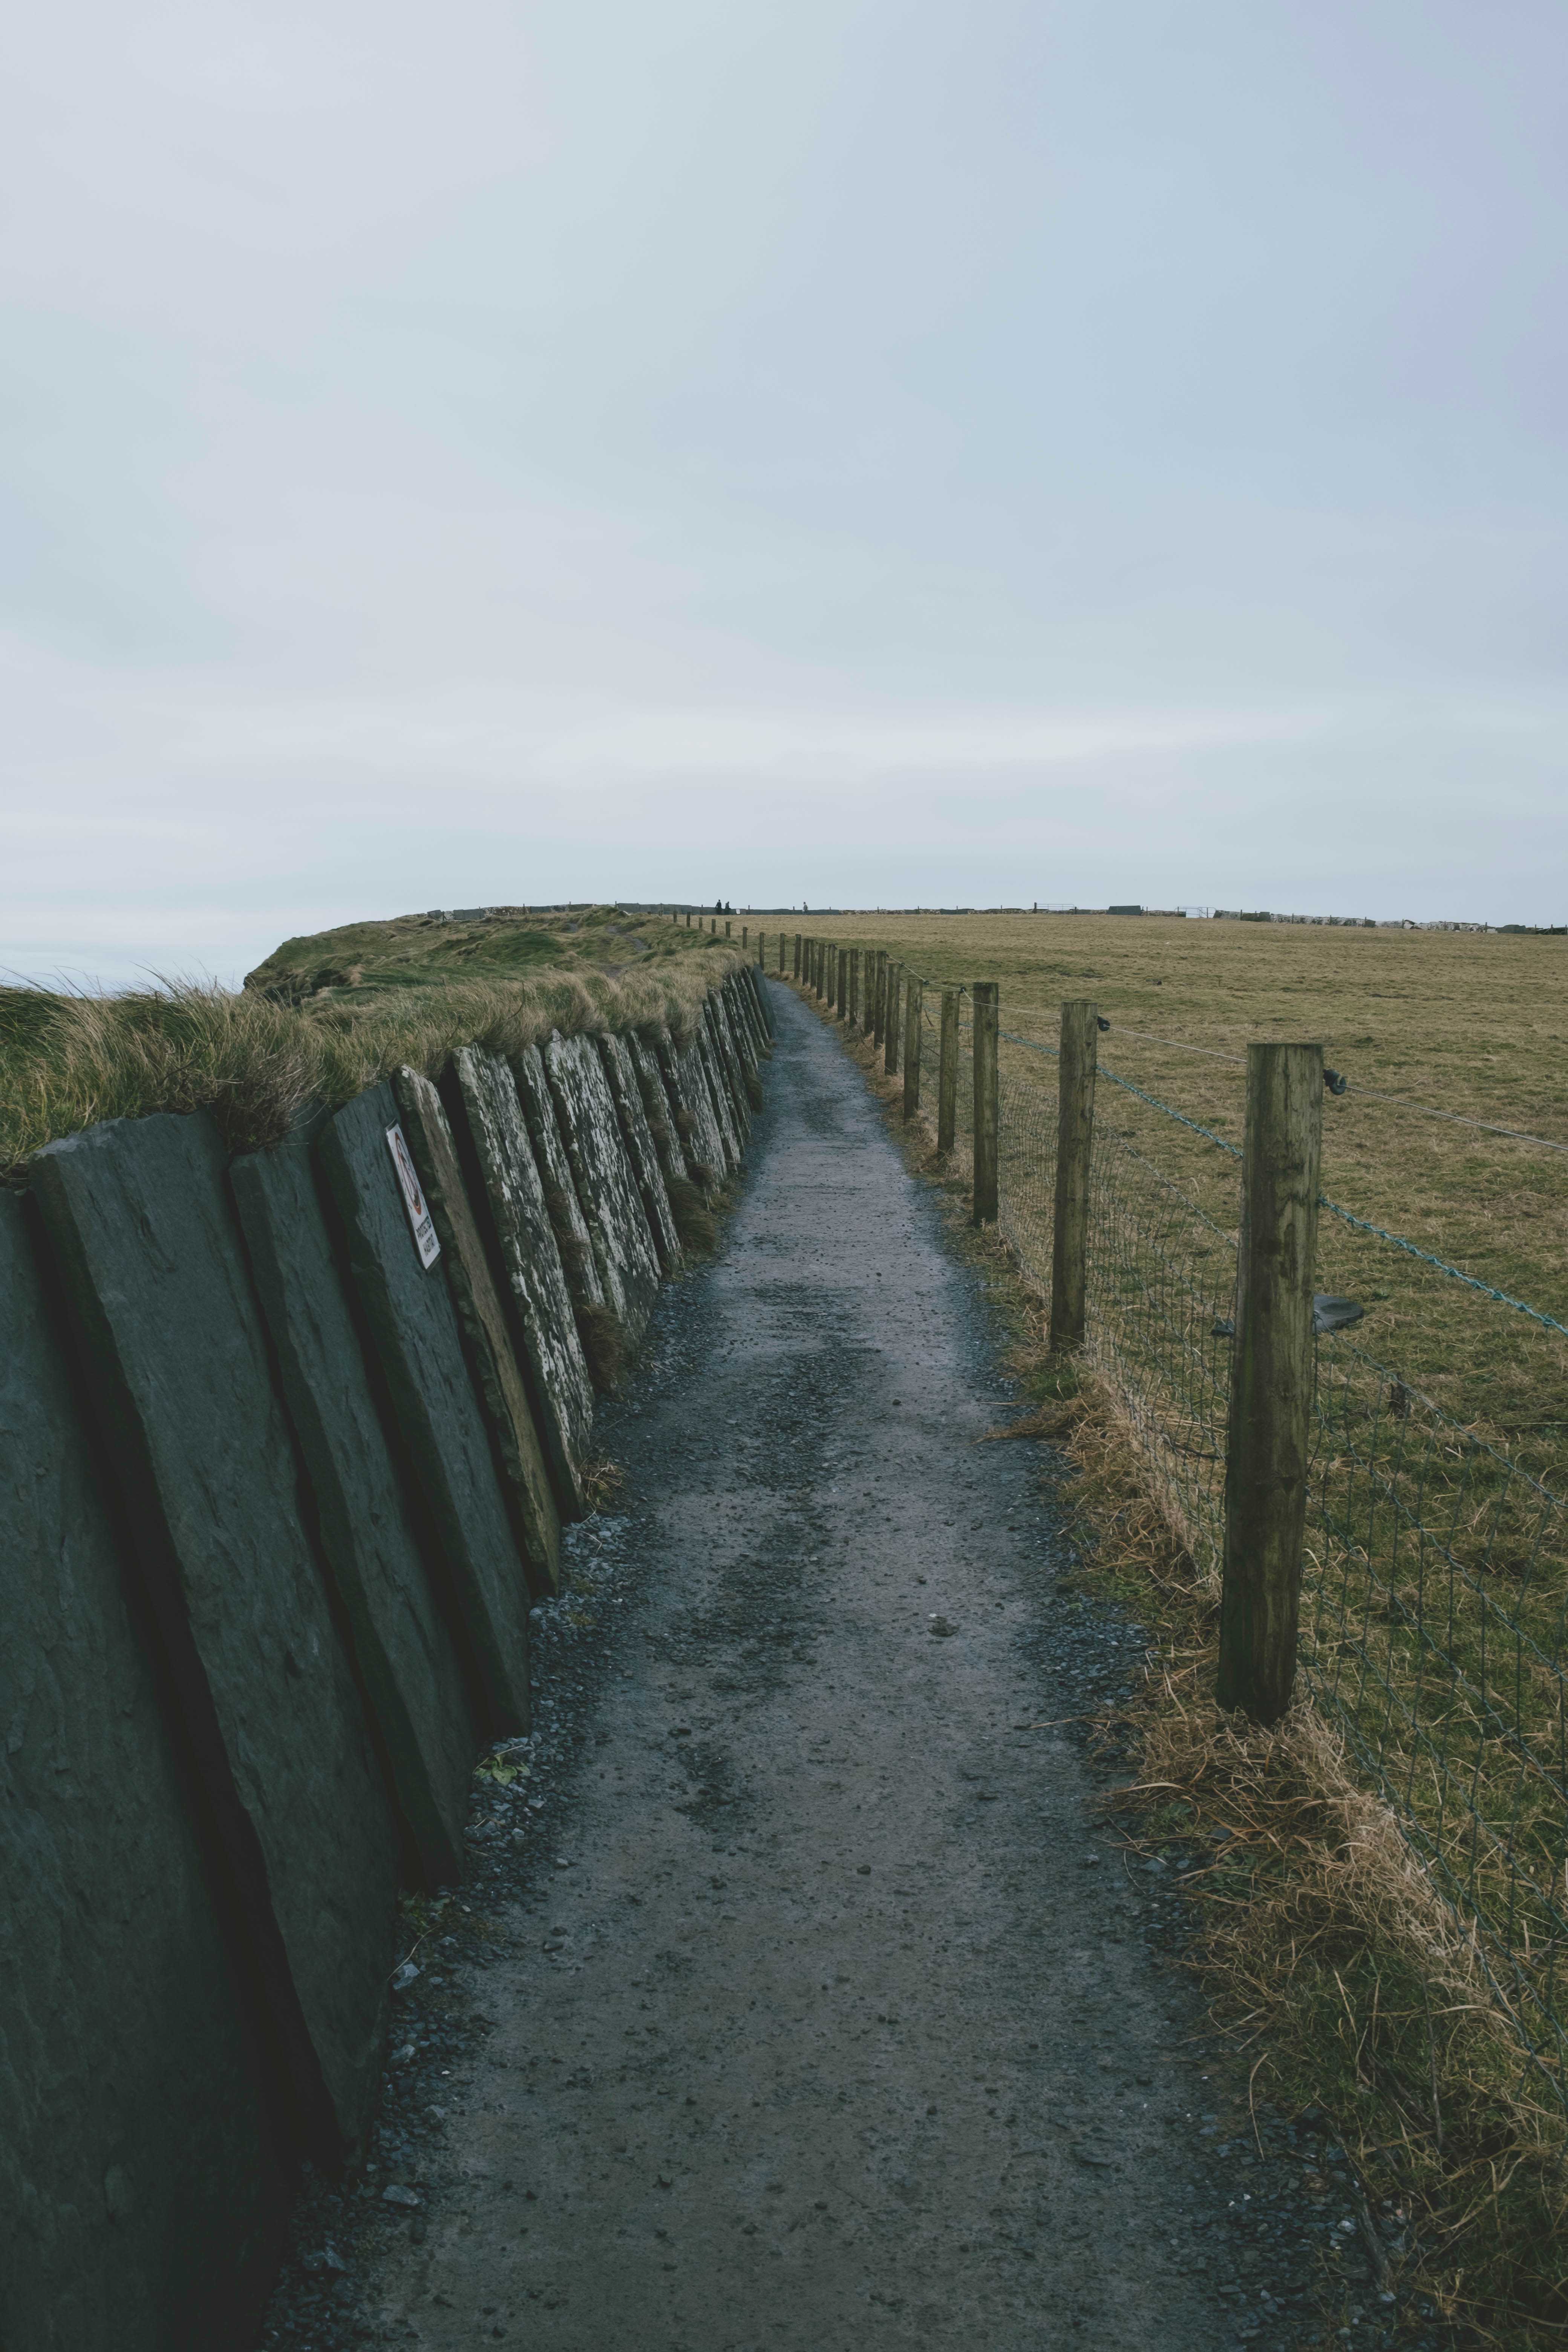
367 981 1276 2350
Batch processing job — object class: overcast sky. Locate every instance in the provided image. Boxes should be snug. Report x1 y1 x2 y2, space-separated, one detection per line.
3 0 1564 985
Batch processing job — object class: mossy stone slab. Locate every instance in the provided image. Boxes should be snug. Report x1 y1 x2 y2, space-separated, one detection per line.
0 1193 287 2352
597 1033 681 1273
317 1083 532 1737
745 962 775 1040
445 1047 593 1522
28 1113 400 2158
392 1067 561 1598
543 1033 662 1344
695 1021 743 1170
658 1029 727 1189
707 995 752 1131
230 1127 474 1888
626 1031 690 1195
511 1043 605 1313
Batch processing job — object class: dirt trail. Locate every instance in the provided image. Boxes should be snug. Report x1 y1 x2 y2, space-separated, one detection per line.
365 980 1295 2351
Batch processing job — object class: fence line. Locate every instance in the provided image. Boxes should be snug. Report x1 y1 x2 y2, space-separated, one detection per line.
782 940 1568 2113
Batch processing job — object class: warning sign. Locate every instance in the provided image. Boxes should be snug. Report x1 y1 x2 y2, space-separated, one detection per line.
385 1123 441 1268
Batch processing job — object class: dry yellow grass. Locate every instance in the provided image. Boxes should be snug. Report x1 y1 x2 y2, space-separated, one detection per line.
783 912 1568 1469
0 913 743 1177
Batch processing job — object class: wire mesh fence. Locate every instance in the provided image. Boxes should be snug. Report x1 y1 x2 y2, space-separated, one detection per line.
794 948 1568 2111
991 1027 1568 2112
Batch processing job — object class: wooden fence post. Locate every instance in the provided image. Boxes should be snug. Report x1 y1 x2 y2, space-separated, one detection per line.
848 947 860 1027
757 931 764 967
884 963 902 1076
793 933 801 979
903 976 923 1119
836 945 847 1020
972 982 998 1225
871 952 887 1048
1049 1000 1098 1352
937 989 959 1153
1216 1043 1323 1725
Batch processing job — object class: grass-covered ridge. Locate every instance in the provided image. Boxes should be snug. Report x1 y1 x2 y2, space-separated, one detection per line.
2 906 735 1179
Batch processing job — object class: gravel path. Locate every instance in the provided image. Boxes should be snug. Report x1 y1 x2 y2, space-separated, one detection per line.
286 980 1391 2352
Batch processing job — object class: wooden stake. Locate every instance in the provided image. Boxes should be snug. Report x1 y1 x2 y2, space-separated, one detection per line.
1217 1043 1324 1725
903 975 923 1119
937 989 959 1153
884 963 902 1076
972 982 998 1225
872 951 887 1048
848 946 860 1027
1049 1000 1098 1352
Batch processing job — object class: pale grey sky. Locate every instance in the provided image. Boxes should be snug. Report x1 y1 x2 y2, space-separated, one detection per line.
3 0 1564 983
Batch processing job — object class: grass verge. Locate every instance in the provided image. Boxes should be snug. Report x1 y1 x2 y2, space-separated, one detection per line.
2 909 743 1178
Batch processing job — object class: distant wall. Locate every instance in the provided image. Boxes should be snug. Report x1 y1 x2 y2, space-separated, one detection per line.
0 971 770 2351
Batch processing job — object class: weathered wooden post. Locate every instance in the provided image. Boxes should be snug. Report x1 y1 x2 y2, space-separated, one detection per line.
793 933 801 979
741 925 747 949
848 946 860 1027
757 930 764 967
1217 1044 1324 1724
1049 1000 1099 1353
836 946 848 1021
726 919 732 937
903 975 923 1118
778 933 786 974
972 982 998 1225
884 963 902 1076
815 942 825 1000
937 989 959 1153
871 952 887 1048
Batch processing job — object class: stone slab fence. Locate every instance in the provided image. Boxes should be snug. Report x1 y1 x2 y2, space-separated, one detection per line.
0 968 773 2351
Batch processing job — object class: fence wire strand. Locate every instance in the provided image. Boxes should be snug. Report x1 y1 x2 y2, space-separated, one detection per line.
989 1034 1568 2112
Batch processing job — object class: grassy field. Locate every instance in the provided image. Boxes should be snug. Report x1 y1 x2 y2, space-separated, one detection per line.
756 912 1568 1482
0 905 737 1178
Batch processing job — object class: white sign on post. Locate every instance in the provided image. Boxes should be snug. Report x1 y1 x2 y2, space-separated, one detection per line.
386 1122 441 1268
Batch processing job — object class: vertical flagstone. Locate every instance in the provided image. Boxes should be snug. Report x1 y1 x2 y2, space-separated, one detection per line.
30 1113 401 2157
444 1046 593 1520
317 1084 533 1740
231 1123 476 1885
392 1068 562 1599
0 1192 288 2351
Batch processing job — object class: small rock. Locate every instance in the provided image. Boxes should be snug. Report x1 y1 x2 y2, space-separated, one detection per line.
381 2184 422 2209
390 1962 421 1994
928 1616 957 1638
